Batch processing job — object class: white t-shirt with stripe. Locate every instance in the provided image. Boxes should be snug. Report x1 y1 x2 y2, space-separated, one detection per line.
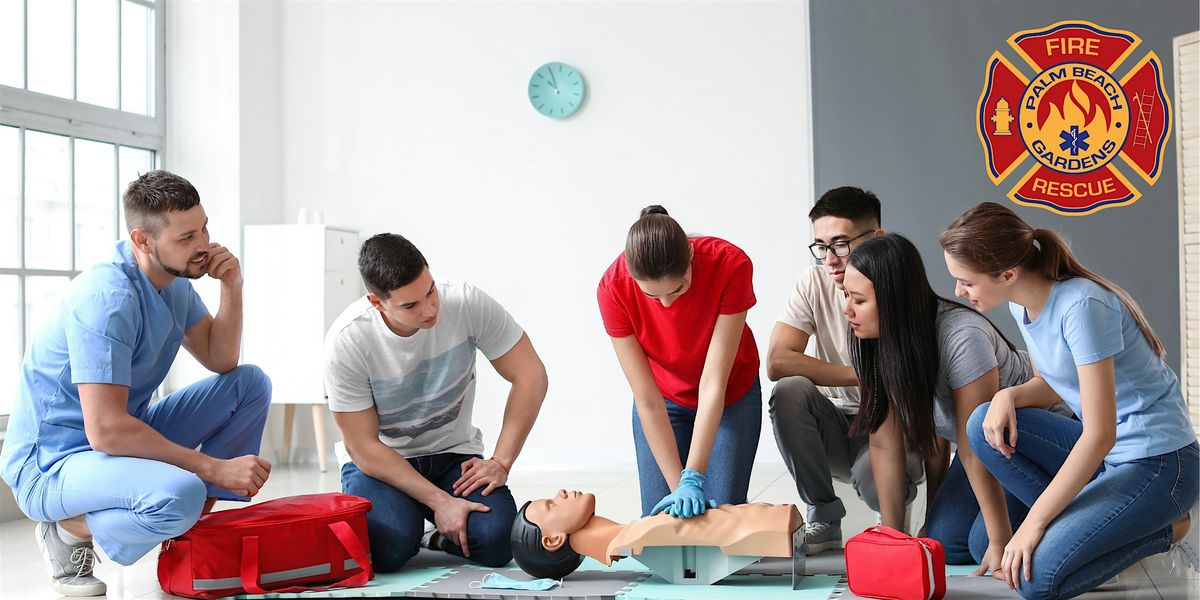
323 280 524 468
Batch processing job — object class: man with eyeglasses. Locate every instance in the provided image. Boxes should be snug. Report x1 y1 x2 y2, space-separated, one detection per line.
766 186 924 554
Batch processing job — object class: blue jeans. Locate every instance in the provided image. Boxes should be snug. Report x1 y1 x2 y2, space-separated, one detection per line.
340 453 517 571
924 455 1029 564
632 379 762 517
967 404 1199 600
12 365 272 565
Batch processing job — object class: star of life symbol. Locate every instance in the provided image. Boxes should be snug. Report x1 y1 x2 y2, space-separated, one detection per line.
977 21 1172 215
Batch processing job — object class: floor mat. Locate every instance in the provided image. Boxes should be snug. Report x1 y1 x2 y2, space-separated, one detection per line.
621 574 842 600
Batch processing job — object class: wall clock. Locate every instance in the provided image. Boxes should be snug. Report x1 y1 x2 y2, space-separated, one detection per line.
528 62 585 119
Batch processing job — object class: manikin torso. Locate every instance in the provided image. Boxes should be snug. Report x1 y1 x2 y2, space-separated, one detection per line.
568 503 801 565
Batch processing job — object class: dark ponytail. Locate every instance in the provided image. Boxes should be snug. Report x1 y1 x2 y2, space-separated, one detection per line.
625 205 690 280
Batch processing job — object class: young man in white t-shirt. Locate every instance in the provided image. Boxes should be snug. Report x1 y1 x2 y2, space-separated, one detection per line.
767 187 925 553
324 233 548 571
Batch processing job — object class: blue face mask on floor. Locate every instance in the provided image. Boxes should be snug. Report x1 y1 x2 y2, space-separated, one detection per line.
471 572 562 591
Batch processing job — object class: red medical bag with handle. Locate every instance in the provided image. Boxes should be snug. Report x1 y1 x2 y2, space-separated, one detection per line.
157 492 373 599
844 525 946 600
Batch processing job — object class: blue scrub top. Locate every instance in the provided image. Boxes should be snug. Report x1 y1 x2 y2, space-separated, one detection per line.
0 241 208 487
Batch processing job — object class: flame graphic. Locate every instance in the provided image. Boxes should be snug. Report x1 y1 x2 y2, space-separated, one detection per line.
1037 80 1113 131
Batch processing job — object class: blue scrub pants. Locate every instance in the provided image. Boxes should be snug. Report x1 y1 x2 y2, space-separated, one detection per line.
11 365 271 565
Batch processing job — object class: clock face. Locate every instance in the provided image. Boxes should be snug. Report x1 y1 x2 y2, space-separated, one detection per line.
528 62 585 119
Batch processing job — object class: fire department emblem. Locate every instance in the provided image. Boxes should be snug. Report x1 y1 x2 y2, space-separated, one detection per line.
977 21 1172 215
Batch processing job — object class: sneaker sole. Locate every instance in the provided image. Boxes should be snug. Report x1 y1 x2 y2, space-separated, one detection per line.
51 579 108 597
805 539 843 555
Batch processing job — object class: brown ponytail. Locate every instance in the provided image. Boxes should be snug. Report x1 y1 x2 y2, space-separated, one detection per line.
625 205 690 280
940 202 1165 357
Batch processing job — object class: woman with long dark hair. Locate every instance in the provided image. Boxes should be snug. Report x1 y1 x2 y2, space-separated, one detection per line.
842 233 1060 573
941 202 1197 599
597 206 761 518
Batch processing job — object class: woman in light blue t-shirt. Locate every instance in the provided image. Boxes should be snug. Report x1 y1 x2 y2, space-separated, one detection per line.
941 202 1197 600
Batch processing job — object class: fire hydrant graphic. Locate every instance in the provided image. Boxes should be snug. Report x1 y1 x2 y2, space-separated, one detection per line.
992 97 1014 136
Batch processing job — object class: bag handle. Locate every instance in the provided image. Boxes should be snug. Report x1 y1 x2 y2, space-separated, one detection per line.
240 521 371 594
864 525 914 541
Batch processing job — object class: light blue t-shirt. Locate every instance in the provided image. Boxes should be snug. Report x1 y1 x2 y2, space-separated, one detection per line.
0 241 209 488
1011 278 1195 463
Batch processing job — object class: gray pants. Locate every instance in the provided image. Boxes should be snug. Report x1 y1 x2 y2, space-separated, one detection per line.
769 376 923 524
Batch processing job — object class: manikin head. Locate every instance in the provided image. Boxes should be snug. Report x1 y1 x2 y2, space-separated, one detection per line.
510 490 595 579
807 186 883 288
625 205 694 308
358 233 440 336
124 170 211 282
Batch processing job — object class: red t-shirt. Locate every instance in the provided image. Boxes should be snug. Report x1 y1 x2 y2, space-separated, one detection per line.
597 236 760 409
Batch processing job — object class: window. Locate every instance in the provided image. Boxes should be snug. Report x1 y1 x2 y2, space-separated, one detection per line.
0 0 164 417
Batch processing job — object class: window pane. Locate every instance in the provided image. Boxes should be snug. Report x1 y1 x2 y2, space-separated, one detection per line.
75 139 116 268
0 127 18 268
0 0 24 87
77 0 119 109
120 1 153 115
25 276 70 352
0 275 16 415
24 131 70 270
27 0 73 99
117 146 154 234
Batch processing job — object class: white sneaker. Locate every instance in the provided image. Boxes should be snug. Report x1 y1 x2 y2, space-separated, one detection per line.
35 522 107 597
420 525 445 552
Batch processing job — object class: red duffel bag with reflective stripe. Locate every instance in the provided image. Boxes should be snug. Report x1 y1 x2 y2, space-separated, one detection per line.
157 493 373 599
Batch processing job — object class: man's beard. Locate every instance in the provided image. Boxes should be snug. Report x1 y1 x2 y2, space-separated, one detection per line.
154 248 206 280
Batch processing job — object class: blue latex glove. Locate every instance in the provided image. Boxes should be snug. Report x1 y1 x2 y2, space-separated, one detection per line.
650 469 719 518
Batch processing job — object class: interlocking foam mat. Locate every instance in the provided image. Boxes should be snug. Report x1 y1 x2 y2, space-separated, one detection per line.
228 549 986 600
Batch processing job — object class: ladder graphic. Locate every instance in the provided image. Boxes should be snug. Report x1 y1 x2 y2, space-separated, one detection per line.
1131 89 1156 149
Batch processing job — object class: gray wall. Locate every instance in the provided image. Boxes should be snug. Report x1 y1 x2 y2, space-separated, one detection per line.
810 0 1199 370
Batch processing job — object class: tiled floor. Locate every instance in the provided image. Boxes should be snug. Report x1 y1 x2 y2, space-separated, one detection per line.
0 462 1196 599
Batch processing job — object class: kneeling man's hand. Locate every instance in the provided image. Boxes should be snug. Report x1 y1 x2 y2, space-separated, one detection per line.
453 457 508 498
433 496 490 558
203 454 271 497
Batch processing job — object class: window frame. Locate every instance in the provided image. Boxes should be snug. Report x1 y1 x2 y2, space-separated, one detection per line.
0 0 166 421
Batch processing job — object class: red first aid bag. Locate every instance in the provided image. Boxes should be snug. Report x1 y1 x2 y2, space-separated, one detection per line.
157 493 373 599
844 525 946 600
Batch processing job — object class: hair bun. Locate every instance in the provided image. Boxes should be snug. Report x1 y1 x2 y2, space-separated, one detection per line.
640 205 669 218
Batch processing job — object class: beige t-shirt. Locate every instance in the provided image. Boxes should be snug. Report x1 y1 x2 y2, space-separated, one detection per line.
777 266 860 414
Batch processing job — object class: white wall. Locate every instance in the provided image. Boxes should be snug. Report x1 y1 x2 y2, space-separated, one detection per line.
277 1 814 468
164 0 242 389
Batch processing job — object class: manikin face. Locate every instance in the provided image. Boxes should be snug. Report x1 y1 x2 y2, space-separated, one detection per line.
368 267 441 335
524 489 597 550
141 205 212 280
634 265 692 309
841 265 880 339
943 252 1013 313
811 216 879 288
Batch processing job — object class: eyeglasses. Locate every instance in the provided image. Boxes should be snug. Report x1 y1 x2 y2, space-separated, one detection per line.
808 230 876 260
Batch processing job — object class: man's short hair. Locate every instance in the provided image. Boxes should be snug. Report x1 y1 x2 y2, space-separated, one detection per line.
808 186 881 227
122 170 201 235
358 233 428 299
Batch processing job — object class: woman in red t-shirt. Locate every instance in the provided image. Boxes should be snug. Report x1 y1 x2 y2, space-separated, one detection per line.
597 205 761 518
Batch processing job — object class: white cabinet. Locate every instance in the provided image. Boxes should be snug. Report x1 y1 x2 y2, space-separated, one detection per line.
243 224 363 471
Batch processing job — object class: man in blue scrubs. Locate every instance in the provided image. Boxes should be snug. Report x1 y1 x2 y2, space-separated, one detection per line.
0 170 272 596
